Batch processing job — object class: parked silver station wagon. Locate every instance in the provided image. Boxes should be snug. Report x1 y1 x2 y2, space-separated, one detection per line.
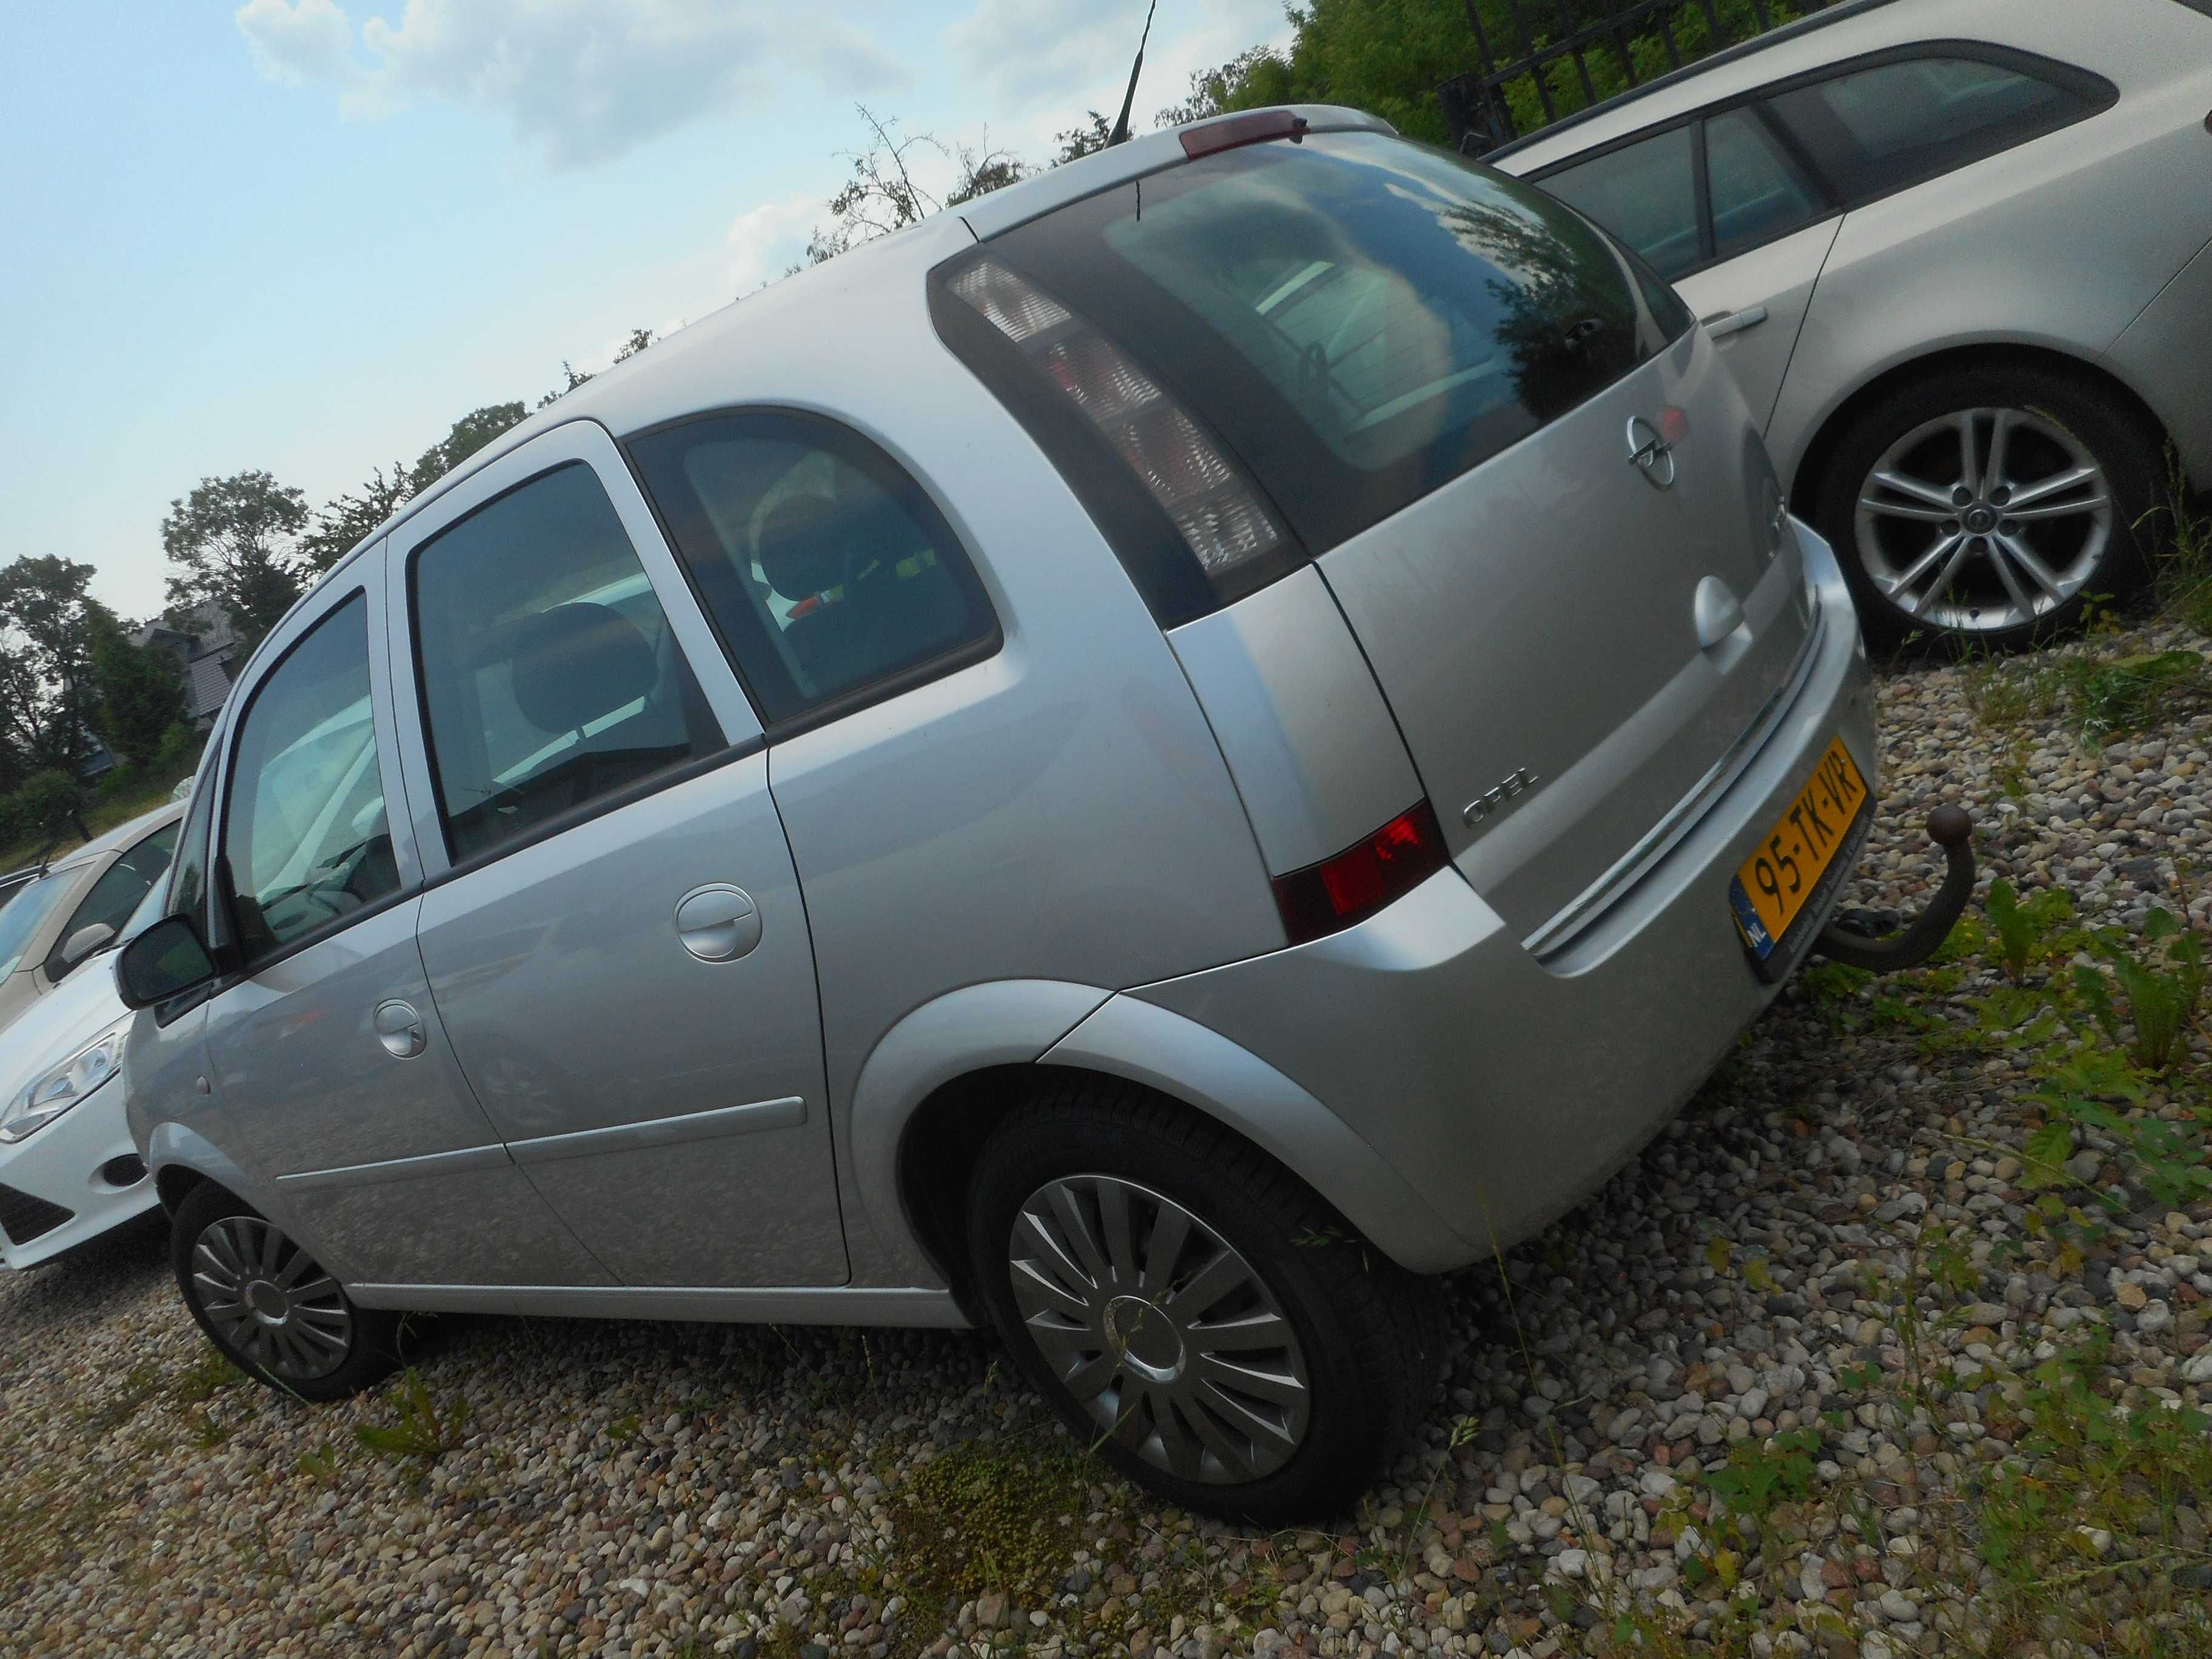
1489 0 2212 648
124 106 1887 1518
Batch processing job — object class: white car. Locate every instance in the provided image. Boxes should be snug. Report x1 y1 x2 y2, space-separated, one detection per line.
0 857 176 1267
1490 0 2212 646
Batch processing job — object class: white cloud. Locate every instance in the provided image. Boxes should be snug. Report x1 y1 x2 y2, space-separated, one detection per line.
237 0 359 85
236 0 908 167
722 190 825 293
948 0 1291 134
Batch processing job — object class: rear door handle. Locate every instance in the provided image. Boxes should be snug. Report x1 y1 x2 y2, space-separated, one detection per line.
1701 306 1769 341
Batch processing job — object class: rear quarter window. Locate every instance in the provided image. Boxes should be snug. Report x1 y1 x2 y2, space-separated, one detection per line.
943 129 1691 579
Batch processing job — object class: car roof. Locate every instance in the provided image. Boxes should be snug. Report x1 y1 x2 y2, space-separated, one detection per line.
1489 0 1927 169
52 799 187 873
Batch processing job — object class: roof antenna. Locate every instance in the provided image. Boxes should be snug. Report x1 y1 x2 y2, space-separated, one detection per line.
1105 0 1161 147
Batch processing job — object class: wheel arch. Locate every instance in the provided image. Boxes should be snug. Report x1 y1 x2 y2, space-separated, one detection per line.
1788 341 2172 526
145 1122 257 1218
870 988 1473 1315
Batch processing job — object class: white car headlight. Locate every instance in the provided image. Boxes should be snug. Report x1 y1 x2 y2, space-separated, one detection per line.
0 1014 133 1144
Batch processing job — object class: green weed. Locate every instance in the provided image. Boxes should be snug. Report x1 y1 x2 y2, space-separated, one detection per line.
1984 877 2079 983
2071 906 2207 1072
354 1369 471 1476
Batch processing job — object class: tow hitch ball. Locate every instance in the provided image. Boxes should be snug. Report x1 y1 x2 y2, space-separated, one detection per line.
1811 805 1975 973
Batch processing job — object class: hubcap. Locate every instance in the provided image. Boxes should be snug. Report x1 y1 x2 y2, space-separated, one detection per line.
1853 405 2113 634
1006 1174 1310 1485
191 1215 352 1382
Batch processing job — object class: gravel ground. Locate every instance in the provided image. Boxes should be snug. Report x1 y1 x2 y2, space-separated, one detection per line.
5 623 2211 1659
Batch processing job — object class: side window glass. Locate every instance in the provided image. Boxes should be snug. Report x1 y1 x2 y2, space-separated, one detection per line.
1766 56 2079 205
1704 107 1824 261
411 461 723 863
222 595 398 965
1539 124 1701 280
51 822 180 973
628 414 999 728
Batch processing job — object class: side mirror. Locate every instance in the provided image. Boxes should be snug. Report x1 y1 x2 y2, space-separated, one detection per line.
117 916 219 1010
57 922 116 971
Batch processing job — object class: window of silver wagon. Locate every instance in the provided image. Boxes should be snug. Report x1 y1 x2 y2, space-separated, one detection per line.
933 127 1694 622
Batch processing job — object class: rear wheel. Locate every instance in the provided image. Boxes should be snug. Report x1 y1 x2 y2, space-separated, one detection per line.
1817 366 2159 650
966 1079 1446 1522
170 1183 404 1401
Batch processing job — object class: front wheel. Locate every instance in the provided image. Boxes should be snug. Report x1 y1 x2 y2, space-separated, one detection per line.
966 1080 1446 1522
1815 366 2159 650
170 1182 405 1401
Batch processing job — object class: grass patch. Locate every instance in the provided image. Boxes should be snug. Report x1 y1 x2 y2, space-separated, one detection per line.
2145 452 2212 634
354 1369 472 1479
885 1426 1095 1620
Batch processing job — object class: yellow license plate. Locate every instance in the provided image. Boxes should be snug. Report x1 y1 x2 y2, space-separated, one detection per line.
1728 739 1868 959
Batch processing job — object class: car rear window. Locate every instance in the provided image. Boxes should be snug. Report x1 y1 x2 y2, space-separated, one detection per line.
942 129 1691 597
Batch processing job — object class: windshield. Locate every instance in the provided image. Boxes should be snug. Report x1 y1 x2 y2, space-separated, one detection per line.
0 871 75 977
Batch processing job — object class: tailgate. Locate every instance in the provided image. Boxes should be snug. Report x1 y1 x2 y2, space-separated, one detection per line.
1318 330 1813 938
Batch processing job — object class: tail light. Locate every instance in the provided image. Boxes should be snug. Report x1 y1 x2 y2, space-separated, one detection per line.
947 260 1287 583
1272 802 1449 945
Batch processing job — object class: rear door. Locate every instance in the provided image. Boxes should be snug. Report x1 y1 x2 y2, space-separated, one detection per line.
1528 104 1841 431
389 421 848 1290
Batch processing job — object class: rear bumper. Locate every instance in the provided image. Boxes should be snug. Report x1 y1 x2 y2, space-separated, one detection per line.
1128 523 1874 1272
0 1084 158 1270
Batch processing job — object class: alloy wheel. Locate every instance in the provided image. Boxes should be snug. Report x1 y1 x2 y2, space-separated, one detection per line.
1006 1173 1310 1484
1852 405 2113 634
190 1215 354 1382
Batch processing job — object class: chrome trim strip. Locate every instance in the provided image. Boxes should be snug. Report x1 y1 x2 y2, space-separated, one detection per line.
345 1281 974 1327
1522 597 1829 960
276 1141 511 1193
506 1095 806 1167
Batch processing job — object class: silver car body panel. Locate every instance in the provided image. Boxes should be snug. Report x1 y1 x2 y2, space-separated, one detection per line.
1494 0 2212 491
1166 566 1424 876
1133 528 1871 1262
1317 326 1809 937
842 977 1108 1286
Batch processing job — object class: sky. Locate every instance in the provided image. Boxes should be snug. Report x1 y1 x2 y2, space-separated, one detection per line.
0 0 1292 623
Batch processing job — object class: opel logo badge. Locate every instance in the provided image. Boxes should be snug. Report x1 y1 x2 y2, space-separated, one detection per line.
1626 415 1677 489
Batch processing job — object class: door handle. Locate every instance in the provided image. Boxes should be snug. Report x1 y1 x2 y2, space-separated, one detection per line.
674 884 762 962
373 999 428 1059
1700 306 1769 341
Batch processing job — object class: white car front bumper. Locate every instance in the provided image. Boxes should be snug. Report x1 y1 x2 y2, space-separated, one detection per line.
0 1081 159 1269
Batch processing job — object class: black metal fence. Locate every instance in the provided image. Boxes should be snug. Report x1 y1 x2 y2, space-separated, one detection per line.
1439 0 1834 154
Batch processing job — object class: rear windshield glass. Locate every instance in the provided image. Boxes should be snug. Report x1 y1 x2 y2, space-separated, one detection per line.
979 129 1691 554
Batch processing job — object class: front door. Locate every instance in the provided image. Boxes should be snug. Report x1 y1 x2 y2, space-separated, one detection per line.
387 424 847 1289
198 575 606 1290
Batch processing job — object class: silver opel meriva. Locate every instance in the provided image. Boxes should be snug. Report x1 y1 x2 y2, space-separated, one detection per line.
122 106 1885 1520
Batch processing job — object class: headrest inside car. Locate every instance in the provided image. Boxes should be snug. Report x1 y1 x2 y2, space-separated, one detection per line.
504 602 657 736
754 494 849 602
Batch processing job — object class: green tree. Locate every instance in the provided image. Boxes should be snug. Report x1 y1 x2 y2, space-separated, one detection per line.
161 471 310 650
408 403 531 493
86 606 186 768
302 461 413 573
0 555 102 775
1053 111 1113 164
15 769 90 846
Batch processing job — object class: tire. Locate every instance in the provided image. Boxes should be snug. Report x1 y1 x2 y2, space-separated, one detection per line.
1814 364 2160 651
170 1184 406 1403
965 1078 1447 1523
